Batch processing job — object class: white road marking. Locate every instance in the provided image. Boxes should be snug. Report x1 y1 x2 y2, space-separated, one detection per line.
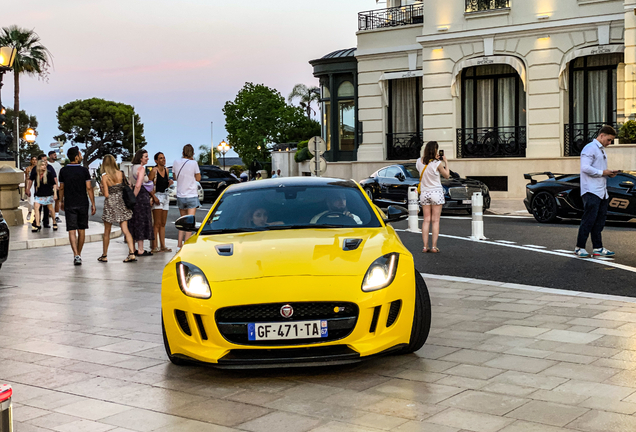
522 245 547 249
396 229 636 274
554 249 574 254
420 273 636 304
596 256 615 261
495 240 517 244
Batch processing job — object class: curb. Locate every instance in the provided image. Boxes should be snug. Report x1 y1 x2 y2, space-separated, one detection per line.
9 227 122 251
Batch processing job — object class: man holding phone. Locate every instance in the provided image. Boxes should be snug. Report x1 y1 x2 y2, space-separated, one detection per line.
574 125 618 258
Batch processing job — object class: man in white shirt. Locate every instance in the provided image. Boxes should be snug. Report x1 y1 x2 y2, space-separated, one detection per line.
173 144 201 248
575 126 618 258
48 151 63 222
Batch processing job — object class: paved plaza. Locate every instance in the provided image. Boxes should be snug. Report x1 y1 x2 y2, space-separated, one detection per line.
3 241 636 431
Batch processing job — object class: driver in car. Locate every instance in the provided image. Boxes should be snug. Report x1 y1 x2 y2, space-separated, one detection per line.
311 192 362 225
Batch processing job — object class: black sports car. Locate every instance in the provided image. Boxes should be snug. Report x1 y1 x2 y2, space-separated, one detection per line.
360 163 491 212
198 166 240 202
524 171 636 223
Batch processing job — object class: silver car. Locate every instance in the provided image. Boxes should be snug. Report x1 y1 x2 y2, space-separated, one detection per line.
167 181 205 204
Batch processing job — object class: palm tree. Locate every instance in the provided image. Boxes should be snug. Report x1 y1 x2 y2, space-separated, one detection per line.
0 26 52 115
288 84 320 119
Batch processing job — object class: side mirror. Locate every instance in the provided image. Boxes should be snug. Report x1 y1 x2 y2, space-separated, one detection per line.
450 171 460 179
175 215 198 232
383 205 408 223
619 181 634 190
394 173 405 182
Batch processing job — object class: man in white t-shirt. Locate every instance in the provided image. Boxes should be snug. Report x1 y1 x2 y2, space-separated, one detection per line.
173 144 201 248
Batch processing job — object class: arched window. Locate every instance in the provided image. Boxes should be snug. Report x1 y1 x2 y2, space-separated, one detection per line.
338 81 354 98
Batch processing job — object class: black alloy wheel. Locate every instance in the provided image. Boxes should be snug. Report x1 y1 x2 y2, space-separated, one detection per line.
531 191 558 223
364 187 374 201
400 270 431 354
162 315 189 366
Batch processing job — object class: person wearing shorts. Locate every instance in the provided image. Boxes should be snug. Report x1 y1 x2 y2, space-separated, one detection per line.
151 152 173 253
173 144 201 248
59 146 96 265
416 141 450 253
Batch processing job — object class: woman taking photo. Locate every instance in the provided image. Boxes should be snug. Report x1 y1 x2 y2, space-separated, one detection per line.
31 159 57 232
99 154 137 263
417 141 450 253
150 152 173 253
128 149 154 256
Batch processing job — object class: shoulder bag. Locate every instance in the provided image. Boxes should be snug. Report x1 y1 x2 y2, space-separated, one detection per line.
121 170 137 210
416 160 428 195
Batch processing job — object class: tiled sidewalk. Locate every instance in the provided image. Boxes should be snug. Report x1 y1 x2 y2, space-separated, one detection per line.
2 242 636 431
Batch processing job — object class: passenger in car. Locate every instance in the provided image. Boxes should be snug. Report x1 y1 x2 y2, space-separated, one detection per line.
249 207 269 227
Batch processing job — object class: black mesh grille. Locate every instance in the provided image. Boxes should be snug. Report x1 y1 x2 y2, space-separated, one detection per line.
175 310 191 336
386 300 401 328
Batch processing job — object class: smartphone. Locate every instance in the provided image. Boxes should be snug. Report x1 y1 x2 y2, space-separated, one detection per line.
438 149 444 158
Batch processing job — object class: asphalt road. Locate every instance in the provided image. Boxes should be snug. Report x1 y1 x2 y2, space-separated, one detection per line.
89 197 636 296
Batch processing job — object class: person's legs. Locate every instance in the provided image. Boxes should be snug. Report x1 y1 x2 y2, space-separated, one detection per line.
55 199 60 221
43 204 50 227
177 208 188 247
69 230 79 256
137 240 144 254
184 207 197 242
431 204 443 249
33 202 41 227
160 210 168 249
576 193 601 249
421 205 431 250
77 230 86 256
591 197 609 250
102 222 111 256
152 208 163 251
47 204 56 228
120 221 136 254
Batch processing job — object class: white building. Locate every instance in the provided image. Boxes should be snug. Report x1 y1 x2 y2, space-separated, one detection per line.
312 0 636 198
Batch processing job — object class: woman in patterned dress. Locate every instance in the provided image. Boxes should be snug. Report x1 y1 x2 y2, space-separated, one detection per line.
128 149 155 256
99 154 136 263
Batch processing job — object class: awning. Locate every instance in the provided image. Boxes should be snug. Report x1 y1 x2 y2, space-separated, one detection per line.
450 55 527 97
378 70 423 106
559 44 625 90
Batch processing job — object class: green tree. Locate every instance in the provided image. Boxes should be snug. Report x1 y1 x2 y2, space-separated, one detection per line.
4 107 43 165
196 144 219 165
288 84 320 119
280 107 321 143
55 98 146 167
0 26 53 117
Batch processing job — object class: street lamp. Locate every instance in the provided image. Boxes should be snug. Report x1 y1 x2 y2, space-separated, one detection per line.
24 128 36 143
217 140 230 170
0 46 17 108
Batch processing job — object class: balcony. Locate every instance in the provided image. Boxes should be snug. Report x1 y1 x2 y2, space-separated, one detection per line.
456 127 526 158
564 123 619 157
387 132 423 160
358 4 424 31
465 0 510 13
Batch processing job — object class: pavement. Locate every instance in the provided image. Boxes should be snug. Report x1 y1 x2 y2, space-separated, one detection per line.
4 241 636 431
487 199 530 216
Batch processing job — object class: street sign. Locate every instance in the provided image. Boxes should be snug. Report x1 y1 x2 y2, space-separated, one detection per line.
50 141 63 148
308 136 326 156
309 156 327 177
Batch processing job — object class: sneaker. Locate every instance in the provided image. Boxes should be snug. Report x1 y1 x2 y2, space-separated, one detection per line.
574 248 590 258
55 216 62 223
74 255 82 266
593 248 615 257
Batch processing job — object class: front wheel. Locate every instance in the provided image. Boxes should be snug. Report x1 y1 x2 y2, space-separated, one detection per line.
364 187 374 201
162 315 189 366
531 191 558 223
400 270 432 354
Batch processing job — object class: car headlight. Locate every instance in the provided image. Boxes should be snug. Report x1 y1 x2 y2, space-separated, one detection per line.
176 262 211 299
361 253 399 292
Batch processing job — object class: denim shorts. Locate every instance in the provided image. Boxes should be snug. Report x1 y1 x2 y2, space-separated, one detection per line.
177 196 200 210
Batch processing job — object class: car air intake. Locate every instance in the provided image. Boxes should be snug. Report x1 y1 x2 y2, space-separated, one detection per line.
215 244 233 256
194 314 208 340
386 300 401 327
343 239 362 251
175 310 191 336
369 306 381 333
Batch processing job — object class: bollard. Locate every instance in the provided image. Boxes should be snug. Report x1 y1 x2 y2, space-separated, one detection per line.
470 192 486 241
406 186 421 233
0 384 12 432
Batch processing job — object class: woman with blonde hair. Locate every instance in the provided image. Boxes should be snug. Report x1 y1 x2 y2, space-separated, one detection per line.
31 159 57 232
99 154 137 262
417 141 450 253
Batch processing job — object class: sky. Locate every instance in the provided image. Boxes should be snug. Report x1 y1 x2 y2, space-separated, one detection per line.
3 0 373 166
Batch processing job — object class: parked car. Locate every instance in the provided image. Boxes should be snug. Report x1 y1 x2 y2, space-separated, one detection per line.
198 166 240 203
167 181 205 204
0 210 9 269
524 171 636 223
360 163 491 212
162 177 431 367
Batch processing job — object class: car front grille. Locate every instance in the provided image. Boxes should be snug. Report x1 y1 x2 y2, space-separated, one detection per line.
216 302 359 346
448 187 481 200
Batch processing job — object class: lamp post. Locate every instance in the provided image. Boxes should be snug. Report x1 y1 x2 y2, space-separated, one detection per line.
0 46 17 163
0 46 17 108
217 140 230 170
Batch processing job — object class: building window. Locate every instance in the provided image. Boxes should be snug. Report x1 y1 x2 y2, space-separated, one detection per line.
465 0 510 12
322 100 331 151
387 77 422 160
337 81 355 152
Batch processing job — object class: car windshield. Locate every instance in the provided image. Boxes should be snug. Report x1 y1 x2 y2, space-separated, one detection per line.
403 165 419 178
200 184 382 234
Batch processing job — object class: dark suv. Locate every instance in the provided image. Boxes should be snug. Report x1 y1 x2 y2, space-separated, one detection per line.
199 166 239 202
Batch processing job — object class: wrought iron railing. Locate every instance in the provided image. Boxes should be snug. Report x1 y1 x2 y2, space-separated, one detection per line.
465 0 510 13
358 4 424 31
387 132 423 160
564 123 619 157
456 127 526 158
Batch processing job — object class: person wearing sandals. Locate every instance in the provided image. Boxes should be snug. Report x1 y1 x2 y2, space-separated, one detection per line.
28 159 58 232
98 154 137 263
416 141 450 254
128 149 155 256
173 144 201 249
150 152 173 254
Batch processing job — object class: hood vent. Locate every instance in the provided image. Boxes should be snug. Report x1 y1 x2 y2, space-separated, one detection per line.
215 244 234 256
343 238 362 251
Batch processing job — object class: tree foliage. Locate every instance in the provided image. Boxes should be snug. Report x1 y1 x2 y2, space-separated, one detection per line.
4 107 44 165
223 83 321 164
55 98 146 167
619 121 636 144
197 144 219 166
288 84 320 119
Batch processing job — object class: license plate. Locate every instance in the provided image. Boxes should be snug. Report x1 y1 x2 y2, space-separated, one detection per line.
248 320 328 341
462 200 472 204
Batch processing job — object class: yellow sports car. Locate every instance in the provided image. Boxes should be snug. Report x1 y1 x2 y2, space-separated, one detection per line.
161 177 431 367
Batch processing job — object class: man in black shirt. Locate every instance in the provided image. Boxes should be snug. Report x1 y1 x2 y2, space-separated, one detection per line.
59 147 96 265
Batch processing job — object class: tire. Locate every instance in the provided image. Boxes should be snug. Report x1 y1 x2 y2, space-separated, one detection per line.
531 191 558 223
401 270 432 354
364 187 374 201
162 315 189 366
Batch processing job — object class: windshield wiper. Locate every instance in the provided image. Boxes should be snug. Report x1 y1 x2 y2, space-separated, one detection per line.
200 227 264 235
265 224 344 230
